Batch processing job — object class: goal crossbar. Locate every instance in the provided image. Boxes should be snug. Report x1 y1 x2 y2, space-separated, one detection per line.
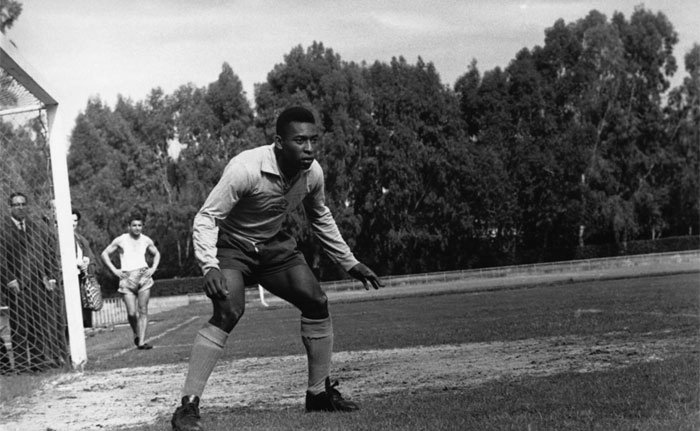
1 36 58 107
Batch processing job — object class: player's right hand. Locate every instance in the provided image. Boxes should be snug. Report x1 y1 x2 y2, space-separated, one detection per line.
203 268 228 299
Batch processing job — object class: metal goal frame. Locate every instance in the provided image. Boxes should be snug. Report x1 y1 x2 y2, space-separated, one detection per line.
1 32 86 370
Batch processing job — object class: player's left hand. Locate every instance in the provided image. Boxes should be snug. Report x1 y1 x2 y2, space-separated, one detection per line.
348 262 384 290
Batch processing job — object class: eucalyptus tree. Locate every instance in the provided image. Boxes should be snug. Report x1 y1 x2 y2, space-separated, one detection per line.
664 44 700 237
457 7 682 254
358 56 473 273
567 8 678 246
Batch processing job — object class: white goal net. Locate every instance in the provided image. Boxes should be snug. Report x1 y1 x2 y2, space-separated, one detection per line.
0 33 86 373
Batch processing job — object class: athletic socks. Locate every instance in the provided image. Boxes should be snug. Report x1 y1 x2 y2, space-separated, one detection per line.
181 324 229 398
181 317 333 397
301 316 333 395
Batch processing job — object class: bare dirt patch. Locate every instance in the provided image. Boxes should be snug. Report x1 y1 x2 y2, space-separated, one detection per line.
1 333 693 431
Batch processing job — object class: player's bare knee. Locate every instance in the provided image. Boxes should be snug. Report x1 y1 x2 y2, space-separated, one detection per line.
300 293 328 320
213 303 244 332
222 307 244 325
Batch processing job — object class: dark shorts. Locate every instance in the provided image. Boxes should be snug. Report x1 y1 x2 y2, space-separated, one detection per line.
216 231 307 284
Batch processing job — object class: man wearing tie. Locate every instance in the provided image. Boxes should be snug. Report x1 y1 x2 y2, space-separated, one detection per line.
0 192 59 372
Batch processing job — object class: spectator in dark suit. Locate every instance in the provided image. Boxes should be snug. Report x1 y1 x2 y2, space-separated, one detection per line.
0 192 61 372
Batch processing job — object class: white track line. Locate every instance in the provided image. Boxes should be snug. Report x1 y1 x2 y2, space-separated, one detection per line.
107 316 200 359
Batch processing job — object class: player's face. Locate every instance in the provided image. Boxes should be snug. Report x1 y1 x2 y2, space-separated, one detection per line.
10 195 27 221
72 213 79 230
276 121 318 173
128 220 143 237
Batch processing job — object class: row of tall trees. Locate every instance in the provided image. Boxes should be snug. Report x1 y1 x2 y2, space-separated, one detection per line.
66 7 699 280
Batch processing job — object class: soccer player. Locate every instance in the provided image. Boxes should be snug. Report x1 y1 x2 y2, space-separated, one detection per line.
171 106 383 431
101 213 161 350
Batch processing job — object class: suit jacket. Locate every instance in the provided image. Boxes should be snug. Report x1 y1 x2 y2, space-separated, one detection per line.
0 216 54 287
1 215 66 364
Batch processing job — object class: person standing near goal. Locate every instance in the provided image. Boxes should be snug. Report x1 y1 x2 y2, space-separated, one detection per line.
72 210 100 328
171 106 383 431
101 213 161 350
0 192 60 372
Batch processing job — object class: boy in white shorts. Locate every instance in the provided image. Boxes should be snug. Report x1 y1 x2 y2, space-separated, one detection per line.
101 213 161 350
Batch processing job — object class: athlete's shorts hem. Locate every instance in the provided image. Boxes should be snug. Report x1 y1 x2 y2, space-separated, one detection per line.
216 232 307 283
118 268 154 294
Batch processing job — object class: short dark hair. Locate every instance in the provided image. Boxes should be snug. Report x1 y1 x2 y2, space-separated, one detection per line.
128 212 144 224
9 192 27 205
72 210 82 221
275 106 316 137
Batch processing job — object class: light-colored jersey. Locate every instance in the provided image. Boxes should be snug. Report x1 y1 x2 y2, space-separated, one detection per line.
193 144 358 273
110 233 154 271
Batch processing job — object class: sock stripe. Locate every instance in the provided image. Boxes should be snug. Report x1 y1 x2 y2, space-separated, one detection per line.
198 324 228 347
301 316 333 338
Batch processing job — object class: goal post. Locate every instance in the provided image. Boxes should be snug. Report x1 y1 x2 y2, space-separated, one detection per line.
1 32 86 371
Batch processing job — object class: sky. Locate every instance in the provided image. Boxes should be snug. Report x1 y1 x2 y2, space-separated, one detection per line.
5 0 700 145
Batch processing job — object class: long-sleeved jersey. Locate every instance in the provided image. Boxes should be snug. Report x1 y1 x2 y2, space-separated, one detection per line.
193 144 358 274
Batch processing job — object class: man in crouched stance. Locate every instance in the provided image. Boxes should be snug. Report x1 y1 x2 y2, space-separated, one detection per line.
172 106 383 430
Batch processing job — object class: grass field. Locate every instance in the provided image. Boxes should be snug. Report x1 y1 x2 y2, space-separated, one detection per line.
1 271 698 430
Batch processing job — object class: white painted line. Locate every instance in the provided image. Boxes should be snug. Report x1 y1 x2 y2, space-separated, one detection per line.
107 316 200 359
